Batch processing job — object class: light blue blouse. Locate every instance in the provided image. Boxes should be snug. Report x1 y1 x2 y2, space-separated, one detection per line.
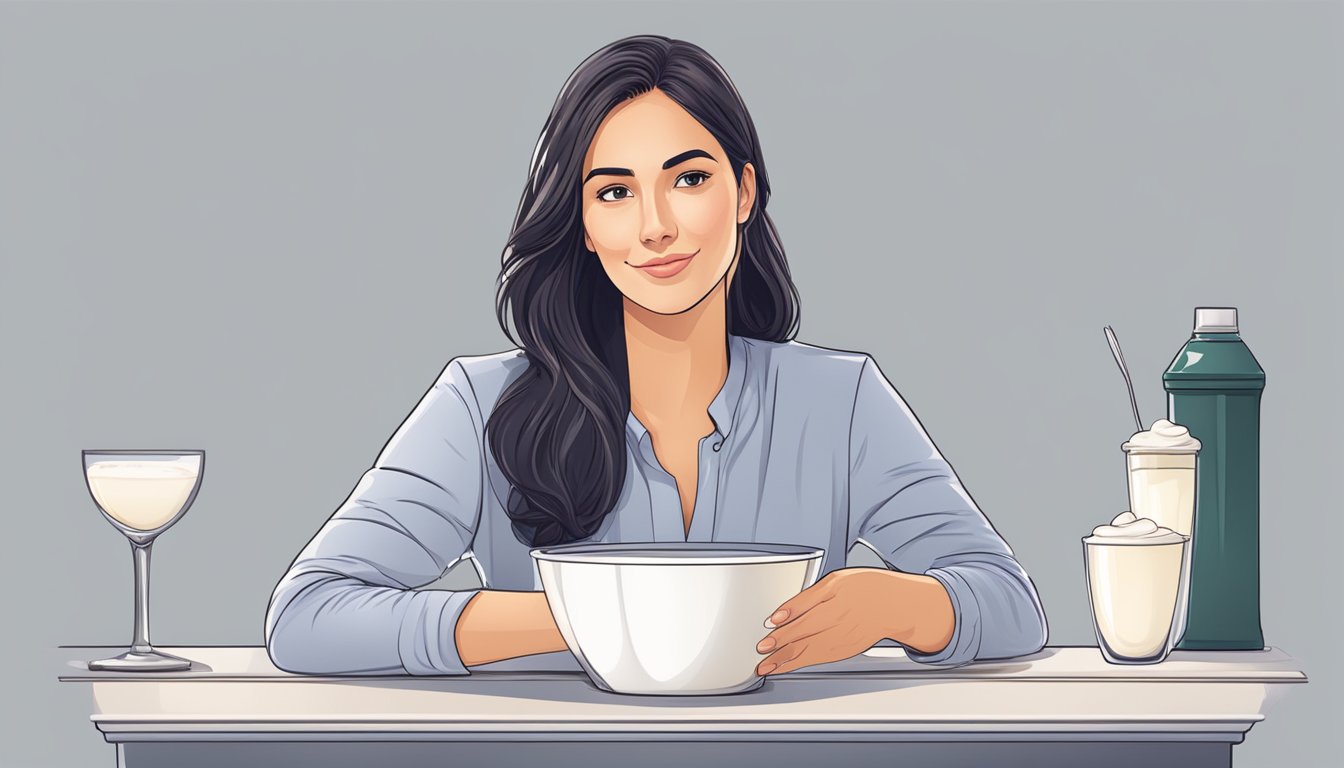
265 334 1048 675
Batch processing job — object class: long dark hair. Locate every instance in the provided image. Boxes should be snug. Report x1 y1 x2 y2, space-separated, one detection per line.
488 35 800 548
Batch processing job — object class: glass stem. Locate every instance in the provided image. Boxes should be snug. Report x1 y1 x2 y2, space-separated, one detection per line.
130 540 153 654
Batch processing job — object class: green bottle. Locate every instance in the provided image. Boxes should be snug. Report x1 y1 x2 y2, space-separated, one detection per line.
1164 307 1265 650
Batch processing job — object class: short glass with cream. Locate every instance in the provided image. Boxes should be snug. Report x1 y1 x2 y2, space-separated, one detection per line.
1084 512 1190 664
82 450 204 671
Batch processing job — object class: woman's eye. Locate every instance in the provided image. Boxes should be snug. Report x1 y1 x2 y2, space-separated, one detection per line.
597 186 632 202
676 171 711 188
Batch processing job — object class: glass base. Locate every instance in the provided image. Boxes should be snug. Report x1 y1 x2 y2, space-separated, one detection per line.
1097 646 1172 665
88 648 192 672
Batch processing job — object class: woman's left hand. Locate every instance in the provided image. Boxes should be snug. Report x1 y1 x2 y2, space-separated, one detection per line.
755 567 956 676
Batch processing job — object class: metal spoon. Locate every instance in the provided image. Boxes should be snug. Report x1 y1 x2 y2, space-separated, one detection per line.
1103 325 1144 433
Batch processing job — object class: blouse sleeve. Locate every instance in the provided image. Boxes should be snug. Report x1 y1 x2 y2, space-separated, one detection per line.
847 356 1048 666
265 359 486 676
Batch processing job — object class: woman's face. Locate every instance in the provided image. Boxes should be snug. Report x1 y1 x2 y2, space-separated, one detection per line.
582 88 756 316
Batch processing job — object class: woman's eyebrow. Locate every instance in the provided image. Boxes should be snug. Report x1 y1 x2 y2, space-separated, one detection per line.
583 149 718 184
585 166 633 184
662 149 716 169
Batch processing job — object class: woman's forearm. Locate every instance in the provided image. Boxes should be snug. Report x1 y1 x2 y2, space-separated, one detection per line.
454 589 569 667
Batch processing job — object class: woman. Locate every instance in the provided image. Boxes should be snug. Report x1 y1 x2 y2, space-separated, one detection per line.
266 35 1047 677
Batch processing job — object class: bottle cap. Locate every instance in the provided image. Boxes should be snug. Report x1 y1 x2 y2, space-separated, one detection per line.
1194 307 1238 333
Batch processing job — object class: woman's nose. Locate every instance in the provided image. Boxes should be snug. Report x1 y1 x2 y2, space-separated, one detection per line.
639 194 677 248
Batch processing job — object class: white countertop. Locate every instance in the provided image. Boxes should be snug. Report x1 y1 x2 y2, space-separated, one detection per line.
59 645 1306 743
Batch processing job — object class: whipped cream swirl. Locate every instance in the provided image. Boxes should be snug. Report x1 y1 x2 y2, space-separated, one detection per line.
1085 511 1185 545
1122 419 1202 454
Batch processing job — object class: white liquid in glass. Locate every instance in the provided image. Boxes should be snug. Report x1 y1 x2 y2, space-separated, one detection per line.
1087 541 1185 659
87 460 198 531
1126 454 1196 536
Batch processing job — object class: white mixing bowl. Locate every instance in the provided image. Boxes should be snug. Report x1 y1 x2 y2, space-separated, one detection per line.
531 542 824 695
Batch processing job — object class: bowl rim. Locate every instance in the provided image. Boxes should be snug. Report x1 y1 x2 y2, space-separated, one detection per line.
529 541 825 566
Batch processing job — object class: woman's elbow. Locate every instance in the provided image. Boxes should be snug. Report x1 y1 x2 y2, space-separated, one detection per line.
265 596 319 674
975 563 1049 660
1020 604 1050 656
1005 580 1049 658
264 579 346 675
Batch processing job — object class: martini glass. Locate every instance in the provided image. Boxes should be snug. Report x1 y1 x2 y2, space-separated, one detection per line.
82 450 204 671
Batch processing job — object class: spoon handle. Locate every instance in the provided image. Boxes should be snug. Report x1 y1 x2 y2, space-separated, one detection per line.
1104 325 1144 434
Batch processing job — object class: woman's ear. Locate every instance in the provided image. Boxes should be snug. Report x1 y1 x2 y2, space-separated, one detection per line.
584 231 595 253
737 162 757 225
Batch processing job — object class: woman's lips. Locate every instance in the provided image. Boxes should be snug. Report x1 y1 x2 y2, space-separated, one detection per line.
632 251 697 278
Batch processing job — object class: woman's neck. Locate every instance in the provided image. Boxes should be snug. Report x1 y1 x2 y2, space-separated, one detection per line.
623 282 729 433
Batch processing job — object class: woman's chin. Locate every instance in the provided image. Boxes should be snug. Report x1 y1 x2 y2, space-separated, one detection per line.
623 291 711 317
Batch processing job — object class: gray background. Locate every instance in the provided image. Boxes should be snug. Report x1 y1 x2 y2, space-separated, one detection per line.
1 0 1339 765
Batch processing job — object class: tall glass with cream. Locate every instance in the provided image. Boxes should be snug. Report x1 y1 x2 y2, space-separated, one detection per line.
82 450 204 671
1121 420 1200 643
1084 512 1190 664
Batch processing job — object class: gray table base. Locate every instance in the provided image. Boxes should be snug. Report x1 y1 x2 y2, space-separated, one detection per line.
112 733 1240 768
